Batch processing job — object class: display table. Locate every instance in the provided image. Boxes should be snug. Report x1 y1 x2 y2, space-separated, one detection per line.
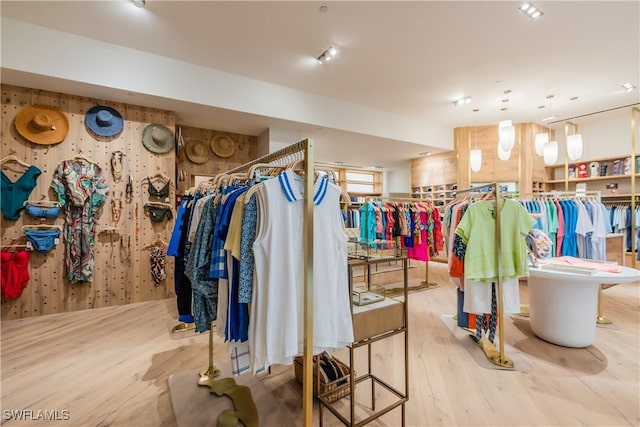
527 265 640 348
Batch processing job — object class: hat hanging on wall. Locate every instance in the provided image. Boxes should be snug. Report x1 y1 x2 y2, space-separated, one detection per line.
142 124 175 154
85 105 124 139
14 105 69 145
211 134 235 158
185 139 210 164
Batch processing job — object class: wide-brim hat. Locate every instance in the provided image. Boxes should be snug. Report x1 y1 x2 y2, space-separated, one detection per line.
211 134 235 158
14 105 69 145
185 139 210 164
85 105 124 139
142 124 175 154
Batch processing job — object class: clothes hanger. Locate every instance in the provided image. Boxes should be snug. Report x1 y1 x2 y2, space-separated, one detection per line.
1 153 32 168
144 201 173 209
24 197 60 208
72 149 93 163
22 224 62 231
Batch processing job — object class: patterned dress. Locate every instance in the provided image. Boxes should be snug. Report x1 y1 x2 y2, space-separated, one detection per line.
51 159 109 283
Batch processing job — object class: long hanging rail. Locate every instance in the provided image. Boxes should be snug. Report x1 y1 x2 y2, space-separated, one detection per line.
455 183 514 369
196 139 316 426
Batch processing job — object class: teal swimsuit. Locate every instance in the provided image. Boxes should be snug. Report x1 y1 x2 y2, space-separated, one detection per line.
1 166 42 220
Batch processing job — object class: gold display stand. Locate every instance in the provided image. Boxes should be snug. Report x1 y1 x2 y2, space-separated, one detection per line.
319 256 409 426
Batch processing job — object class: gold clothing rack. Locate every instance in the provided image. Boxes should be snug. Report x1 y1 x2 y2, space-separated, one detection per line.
454 183 514 369
197 139 316 426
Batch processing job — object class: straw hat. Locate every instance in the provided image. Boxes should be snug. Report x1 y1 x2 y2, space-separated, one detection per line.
14 105 69 145
185 139 210 164
211 134 235 158
85 105 124 139
142 124 175 154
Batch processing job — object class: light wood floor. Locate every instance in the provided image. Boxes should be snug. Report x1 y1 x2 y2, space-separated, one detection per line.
1 262 639 426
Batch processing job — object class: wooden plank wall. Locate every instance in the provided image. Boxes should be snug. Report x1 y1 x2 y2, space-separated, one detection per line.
1 84 177 319
176 126 257 196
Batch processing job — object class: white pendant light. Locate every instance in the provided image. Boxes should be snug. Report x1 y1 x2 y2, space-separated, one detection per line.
470 149 482 172
498 119 515 152
567 133 583 161
497 142 511 160
543 140 558 165
534 132 549 157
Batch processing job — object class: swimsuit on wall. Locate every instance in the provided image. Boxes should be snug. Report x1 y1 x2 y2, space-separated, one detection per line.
1 166 42 220
23 229 61 253
1 249 31 299
144 204 173 223
147 177 170 198
150 245 167 284
24 203 61 219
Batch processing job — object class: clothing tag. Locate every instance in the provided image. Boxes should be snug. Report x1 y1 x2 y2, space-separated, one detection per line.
165 197 170 203
26 241 33 250
54 238 60 245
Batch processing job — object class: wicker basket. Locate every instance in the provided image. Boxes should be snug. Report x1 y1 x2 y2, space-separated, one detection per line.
293 355 352 403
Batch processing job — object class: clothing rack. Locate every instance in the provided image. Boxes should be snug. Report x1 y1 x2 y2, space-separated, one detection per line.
197 139 316 426
455 183 514 369
363 196 440 289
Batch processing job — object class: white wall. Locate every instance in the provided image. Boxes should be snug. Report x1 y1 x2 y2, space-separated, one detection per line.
384 162 412 196
552 107 635 163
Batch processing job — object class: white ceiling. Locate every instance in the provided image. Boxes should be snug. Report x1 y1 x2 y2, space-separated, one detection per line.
1 1 639 169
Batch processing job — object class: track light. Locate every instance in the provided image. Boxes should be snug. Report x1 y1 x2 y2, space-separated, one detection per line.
519 2 543 20
454 96 472 107
622 82 637 92
317 46 337 64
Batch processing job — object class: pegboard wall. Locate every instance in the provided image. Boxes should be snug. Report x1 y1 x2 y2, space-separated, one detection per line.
1 84 178 319
176 125 257 195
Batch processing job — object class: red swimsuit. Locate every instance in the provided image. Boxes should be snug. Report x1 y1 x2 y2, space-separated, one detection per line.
1 249 31 299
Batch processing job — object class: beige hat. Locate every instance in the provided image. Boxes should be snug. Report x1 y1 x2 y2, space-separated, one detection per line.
185 139 210 164
211 134 235 158
142 124 174 154
14 105 69 145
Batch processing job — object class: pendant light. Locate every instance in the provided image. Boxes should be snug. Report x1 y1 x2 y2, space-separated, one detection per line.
497 141 511 160
498 90 515 152
469 109 482 172
470 149 482 172
534 95 554 156
543 140 558 165
565 121 583 161
567 134 583 160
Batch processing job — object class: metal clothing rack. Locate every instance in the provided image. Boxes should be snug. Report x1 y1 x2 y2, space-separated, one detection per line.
362 196 440 290
196 139 316 426
455 182 513 369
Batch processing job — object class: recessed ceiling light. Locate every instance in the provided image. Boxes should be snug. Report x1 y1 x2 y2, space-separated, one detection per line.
132 0 145 7
419 151 431 157
541 115 557 122
622 82 637 92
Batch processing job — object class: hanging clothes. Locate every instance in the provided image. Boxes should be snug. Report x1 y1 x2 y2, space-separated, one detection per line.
250 170 353 374
1 248 31 299
455 198 535 315
1 165 42 221
51 159 108 283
